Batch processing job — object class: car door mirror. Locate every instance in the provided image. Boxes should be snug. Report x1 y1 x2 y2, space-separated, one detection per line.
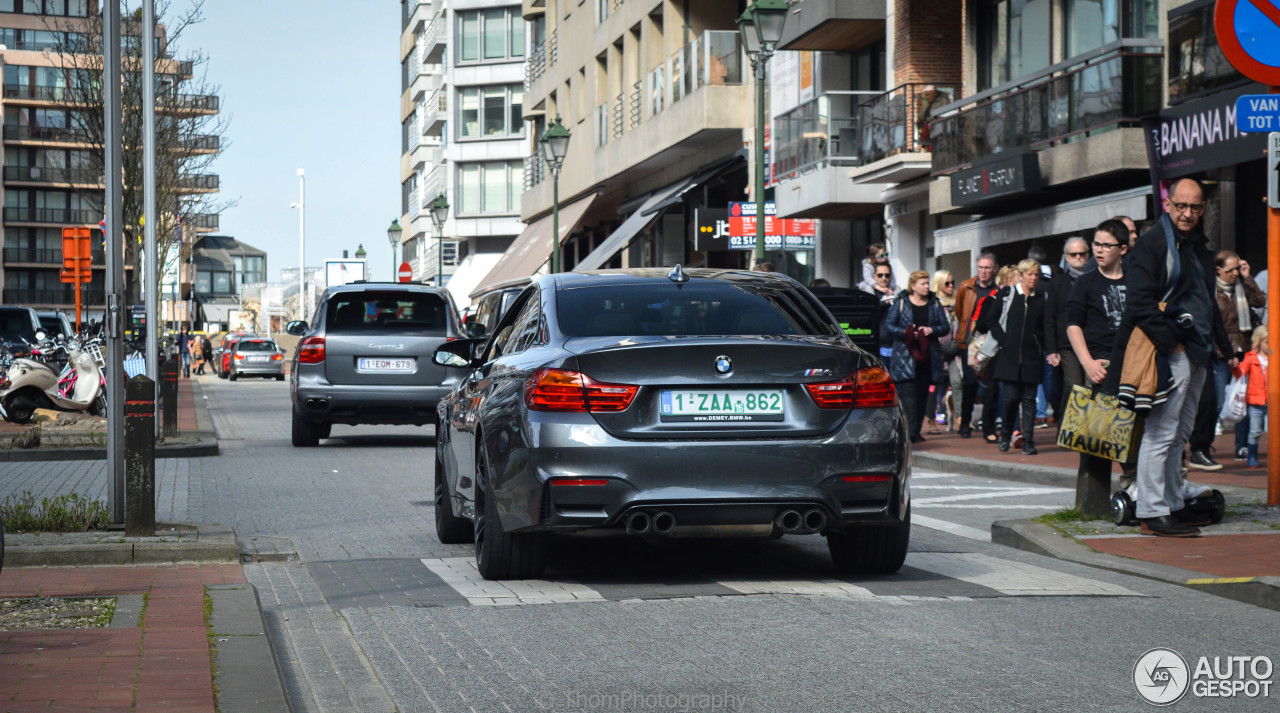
465 322 487 339
285 320 308 336
433 339 481 368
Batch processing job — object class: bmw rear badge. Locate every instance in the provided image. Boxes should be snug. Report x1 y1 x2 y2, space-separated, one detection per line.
714 355 732 375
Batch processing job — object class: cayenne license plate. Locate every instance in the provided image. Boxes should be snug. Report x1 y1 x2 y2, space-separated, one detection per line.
358 357 415 373
659 390 785 422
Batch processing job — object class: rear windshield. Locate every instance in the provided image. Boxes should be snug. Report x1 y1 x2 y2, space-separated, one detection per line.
236 340 277 352
0 310 36 341
556 282 840 338
325 291 448 334
38 316 65 336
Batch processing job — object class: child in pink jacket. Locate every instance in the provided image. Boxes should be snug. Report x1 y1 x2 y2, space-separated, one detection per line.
1238 326 1269 468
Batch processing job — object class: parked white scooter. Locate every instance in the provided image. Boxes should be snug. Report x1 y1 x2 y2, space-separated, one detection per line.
0 331 107 424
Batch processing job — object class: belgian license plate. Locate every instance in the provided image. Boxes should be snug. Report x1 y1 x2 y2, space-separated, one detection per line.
250 356 268 362
659 390 785 422
358 357 415 373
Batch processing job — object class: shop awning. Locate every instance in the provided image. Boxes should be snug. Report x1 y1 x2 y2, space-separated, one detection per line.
574 155 745 272
197 296 238 324
933 186 1151 257
445 252 504 308
471 193 598 294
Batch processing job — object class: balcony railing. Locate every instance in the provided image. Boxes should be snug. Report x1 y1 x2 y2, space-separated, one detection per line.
3 288 105 306
646 31 743 119
178 135 220 152
527 41 547 89
3 247 104 265
549 29 558 67
177 174 220 191
3 207 99 224
3 125 91 143
612 92 624 140
523 154 547 191
929 40 1164 173
423 164 447 206
773 84 960 181
187 213 219 230
423 11 444 61
2 84 89 103
3 165 103 184
422 86 447 135
629 80 641 129
164 93 220 112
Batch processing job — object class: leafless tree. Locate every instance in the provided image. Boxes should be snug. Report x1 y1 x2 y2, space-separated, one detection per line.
44 0 231 302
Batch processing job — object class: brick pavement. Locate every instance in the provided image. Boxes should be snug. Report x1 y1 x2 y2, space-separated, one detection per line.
0 564 244 713
1078 533 1280 578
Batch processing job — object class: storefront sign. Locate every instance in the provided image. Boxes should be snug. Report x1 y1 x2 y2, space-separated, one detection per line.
1155 85 1267 178
729 234 816 250
727 202 817 241
949 153 1040 205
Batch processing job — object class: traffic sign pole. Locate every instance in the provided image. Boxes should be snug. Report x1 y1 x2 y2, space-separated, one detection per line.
1270 97 1280 506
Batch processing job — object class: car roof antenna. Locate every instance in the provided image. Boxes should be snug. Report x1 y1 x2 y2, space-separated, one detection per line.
667 264 688 284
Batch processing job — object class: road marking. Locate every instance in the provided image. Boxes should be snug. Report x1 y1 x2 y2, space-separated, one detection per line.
912 514 992 541
912 487 1070 505
912 485 1066 491
1186 577 1256 584
907 552 1142 597
913 504 1068 510
716 579 875 597
421 557 606 605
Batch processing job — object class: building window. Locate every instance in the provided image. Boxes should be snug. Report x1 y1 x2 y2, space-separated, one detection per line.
457 85 523 139
976 0 1052 90
1167 1 1239 104
457 161 523 215
196 271 211 294
457 8 524 63
1064 0 1159 57
213 272 231 293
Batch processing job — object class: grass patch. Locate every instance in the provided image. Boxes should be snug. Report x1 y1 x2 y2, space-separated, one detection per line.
205 590 220 704
0 491 109 532
0 596 116 631
1033 507 1086 525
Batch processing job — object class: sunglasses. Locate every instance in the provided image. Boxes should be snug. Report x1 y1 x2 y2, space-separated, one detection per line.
875 273 891 278
944 281 955 286
1065 251 1089 258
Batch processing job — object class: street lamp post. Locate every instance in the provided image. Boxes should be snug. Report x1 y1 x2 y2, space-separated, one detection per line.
429 194 450 286
386 219 402 281
539 116 571 274
738 0 788 269
290 168 305 319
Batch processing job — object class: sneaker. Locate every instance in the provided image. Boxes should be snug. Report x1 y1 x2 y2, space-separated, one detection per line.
1022 444 1038 455
1011 431 1023 448
1236 447 1249 461
1180 480 1211 500
1188 450 1223 471
1140 515 1201 537
958 426 972 439
1034 418 1049 429
998 440 1011 452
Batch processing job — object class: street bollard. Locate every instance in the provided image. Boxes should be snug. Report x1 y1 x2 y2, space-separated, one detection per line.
161 355 179 438
1076 453 1111 519
124 375 155 537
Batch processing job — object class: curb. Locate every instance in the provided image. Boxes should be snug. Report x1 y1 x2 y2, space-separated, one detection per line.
992 518 1280 613
4 524 240 567
208 583 292 713
0 438 219 462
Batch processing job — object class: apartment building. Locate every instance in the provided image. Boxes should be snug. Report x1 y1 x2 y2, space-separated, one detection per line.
400 0 528 307
468 0 758 295
0 0 221 316
927 0 1164 279
768 0 962 287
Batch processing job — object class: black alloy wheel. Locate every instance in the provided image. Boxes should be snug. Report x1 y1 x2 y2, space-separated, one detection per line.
474 446 546 580
290 406 318 447
826 505 911 574
434 449 474 544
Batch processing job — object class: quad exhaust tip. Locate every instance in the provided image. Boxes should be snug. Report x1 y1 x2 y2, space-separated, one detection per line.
624 511 652 536
652 511 676 535
776 510 802 534
802 508 827 533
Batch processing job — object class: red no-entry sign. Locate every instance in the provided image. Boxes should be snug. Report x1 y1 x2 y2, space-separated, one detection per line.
397 262 412 283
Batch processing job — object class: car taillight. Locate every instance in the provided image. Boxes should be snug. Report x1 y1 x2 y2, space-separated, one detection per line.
805 366 897 409
298 336 326 364
524 368 638 413
272 353 283 361
234 353 245 360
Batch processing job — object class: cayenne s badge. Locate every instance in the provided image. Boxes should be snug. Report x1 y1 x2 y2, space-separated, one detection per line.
714 355 733 374
370 343 406 351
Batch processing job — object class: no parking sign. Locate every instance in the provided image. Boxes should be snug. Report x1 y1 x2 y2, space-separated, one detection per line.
1216 0 1280 86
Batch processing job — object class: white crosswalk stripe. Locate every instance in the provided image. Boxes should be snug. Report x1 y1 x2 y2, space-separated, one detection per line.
907 552 1142 597
421 557 606 605
912 487 1071 505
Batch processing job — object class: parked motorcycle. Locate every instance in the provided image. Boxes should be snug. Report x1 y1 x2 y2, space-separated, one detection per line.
0 330 107 424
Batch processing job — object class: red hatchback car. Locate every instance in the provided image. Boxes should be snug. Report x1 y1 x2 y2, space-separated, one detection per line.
215 332 259 379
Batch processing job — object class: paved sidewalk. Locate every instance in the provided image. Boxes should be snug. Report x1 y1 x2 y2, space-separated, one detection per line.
910 422 1280 611
0 564 246 713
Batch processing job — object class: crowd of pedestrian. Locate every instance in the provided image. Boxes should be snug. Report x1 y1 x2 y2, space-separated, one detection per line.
836 177 1267 537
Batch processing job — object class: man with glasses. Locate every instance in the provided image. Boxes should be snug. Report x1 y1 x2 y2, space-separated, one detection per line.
1045 237 1092 420
862 265 897 361
1109 178 1234 537
954 252 1000 439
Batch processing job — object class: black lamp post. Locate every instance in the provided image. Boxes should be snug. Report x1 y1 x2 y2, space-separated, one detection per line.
539 116 571 274
429 193 450 286
737 0 788 268
386 219 402 281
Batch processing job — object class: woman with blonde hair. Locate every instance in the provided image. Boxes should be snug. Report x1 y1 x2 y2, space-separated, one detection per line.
977 259 1047 455
885 270 951 443
927 270 960 432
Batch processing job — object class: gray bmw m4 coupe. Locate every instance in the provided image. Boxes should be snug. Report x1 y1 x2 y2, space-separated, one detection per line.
432 267 909 580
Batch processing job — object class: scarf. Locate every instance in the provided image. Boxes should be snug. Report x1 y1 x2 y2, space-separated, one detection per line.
1216 277 1253 333
1064 262 1087 280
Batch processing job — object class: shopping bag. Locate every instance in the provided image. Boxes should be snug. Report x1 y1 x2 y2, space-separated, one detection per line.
1056 385 1139 464
1219 374 1248 426
967 332 997 373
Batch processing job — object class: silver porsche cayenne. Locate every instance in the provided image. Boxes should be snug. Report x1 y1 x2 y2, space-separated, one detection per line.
433 268 909 580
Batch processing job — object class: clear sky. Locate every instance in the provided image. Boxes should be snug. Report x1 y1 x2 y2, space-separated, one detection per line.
180 0 402 282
